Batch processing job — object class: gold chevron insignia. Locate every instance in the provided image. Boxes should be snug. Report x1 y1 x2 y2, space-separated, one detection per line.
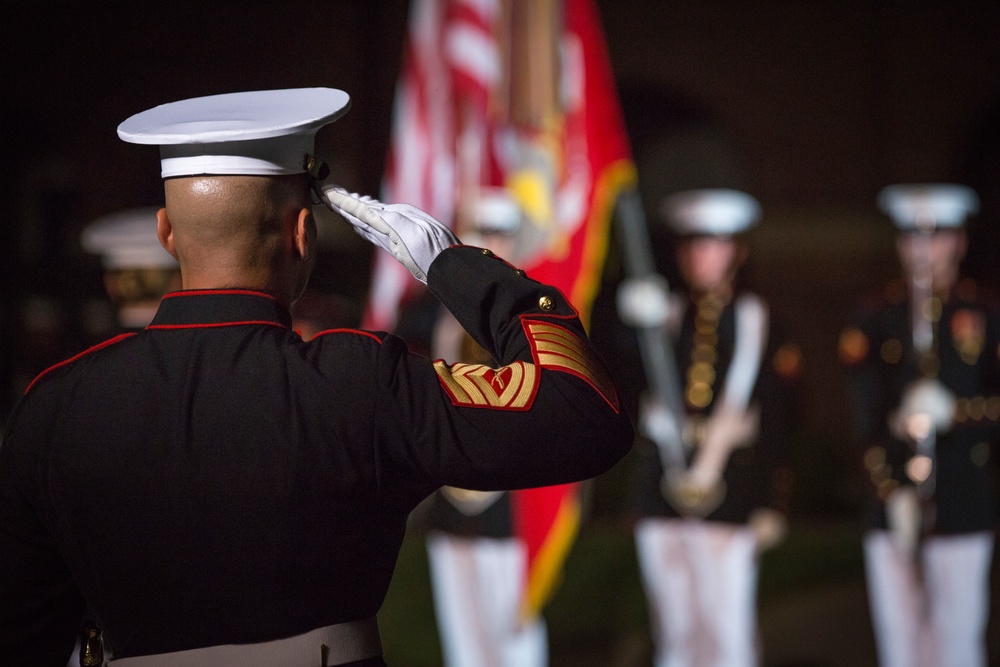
434 360 539 409
526 320 619 410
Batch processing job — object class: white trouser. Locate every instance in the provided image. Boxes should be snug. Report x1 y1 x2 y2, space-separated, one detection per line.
864 529 993 667
635 518 759 667
426 532 547 667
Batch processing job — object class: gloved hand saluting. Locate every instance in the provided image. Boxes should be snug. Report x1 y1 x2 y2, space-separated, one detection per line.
315 183 460 283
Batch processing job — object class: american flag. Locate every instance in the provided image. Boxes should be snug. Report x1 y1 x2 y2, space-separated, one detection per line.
372 0 636 619
365 0 503 331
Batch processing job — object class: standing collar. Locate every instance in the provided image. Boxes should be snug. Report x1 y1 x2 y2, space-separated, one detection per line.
148 289 292 329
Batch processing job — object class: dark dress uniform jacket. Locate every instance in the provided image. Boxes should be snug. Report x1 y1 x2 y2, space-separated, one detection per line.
842 279 1000 533
631 291 798 523
0 246 633 664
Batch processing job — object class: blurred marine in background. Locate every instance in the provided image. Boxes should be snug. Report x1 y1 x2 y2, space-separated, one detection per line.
840 183 1000 667
617 188 800 667
81 207 181 333
398 189 552 666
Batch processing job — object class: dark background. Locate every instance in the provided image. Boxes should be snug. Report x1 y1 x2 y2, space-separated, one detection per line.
4 2 1000 665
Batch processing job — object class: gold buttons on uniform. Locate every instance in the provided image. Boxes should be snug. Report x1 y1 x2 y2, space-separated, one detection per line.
686 383 713 409
683 293 727 411
687 362 715 385
538 296 555 311
921 297 942 323
691 343 717 365
516 269 527 278
481 248 494 256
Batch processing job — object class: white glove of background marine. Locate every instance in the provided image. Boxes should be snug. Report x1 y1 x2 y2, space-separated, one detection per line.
616 275 673 329
889 377 957 441
316 184 460 283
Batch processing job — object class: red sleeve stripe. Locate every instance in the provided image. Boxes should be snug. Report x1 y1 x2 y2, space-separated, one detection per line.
25 332 137 395
524 320 620 413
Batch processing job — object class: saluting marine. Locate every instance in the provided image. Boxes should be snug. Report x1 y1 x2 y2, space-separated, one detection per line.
840 183 1000 667
617 188 799 667
0 88 633 666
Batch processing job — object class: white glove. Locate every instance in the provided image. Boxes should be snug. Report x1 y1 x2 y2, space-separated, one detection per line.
616 276 671 328
890 378 956 440
685 403 758 491
700 404 759 456
316 184 460 283
639 396 684 448
748 507 788 553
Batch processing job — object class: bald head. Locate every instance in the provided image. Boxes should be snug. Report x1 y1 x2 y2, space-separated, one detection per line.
158 174 316 302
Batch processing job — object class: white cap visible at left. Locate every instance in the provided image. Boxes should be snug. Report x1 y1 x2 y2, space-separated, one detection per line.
81 207 178 270
877 183 979 231
661 188 761 236
117 88 351 179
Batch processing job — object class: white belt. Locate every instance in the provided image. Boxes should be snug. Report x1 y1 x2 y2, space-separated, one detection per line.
108 617 381 667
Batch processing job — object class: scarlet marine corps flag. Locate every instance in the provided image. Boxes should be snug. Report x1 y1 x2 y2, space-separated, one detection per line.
372 0 635 618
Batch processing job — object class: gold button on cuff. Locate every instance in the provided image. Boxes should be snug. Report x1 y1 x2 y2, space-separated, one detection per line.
538 295 555 311
516 269 527 277
480 248 494 256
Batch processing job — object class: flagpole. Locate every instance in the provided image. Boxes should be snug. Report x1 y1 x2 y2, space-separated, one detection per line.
614 188 689 471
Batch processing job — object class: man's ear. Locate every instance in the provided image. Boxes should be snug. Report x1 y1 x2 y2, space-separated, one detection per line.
294 207 316 260
156 208 178 259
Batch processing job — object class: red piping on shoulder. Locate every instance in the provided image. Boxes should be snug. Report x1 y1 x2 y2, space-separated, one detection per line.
310 328 383 344
25 332 137 395
146 321 287 331
161 289 278 300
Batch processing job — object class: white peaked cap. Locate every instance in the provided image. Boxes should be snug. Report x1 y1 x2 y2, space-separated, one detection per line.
117 88 351 178
471 188 522 234
81 207 178 270
661 188 761 236
877 183 979 231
